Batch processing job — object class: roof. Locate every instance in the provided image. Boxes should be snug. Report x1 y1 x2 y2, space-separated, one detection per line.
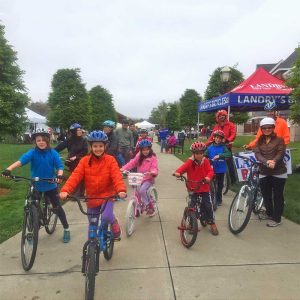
256 63 277 72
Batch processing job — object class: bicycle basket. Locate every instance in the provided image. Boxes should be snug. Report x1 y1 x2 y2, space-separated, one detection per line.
128 173 144 186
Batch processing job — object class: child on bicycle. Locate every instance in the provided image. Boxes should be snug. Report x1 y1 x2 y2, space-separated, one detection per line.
59 131 126 239
205 130 231 206
121 139 158 217
1 129 71 243
134 129 152 155
174 141 218 235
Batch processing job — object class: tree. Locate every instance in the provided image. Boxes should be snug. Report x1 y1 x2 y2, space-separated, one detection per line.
202 66 249 126
47 68 91 130
166 102 180 131
28 101 50 116
179 89 201 128
0 24 29 137
89 85 116 130
149 100 169 127
286 47 300 123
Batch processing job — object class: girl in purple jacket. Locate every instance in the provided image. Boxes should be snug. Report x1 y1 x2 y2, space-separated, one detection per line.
121 140 158 216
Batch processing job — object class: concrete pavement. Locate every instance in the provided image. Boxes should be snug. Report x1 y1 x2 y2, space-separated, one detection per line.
1 143 300 300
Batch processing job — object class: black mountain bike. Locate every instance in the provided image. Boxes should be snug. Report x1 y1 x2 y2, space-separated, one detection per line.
228 155 264 234
8 175 58 271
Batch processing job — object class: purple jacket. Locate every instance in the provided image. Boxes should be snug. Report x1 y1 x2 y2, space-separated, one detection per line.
122 153 158 183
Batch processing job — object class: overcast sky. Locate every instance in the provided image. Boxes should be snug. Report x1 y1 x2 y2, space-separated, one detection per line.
1 0 300 118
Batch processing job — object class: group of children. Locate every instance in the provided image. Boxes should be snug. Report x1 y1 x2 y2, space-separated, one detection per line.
1 126 230 244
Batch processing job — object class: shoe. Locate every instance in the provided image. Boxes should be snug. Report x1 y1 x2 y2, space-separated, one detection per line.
260 213 273 220
217 202 222 206
210 224 219 236
111 219 121 239
267 220 281 227
63 229 70 243
135 208 140 218
146 202 156 217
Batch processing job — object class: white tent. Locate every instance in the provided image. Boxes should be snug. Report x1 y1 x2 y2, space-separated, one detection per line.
25 108 46 124
135 120 155 129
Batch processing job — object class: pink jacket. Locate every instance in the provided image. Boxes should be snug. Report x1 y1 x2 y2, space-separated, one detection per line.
122 153 158 183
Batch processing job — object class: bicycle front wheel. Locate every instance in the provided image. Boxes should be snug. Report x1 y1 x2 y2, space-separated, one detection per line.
125 198 136 237
44 200 58 234
179 208 198 248
103 223 115 260
85 243 97 300
222 170 230 195
21 204 39 271
228 185 253 234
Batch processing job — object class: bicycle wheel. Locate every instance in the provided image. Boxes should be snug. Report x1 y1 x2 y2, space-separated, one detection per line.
85 243 97 300
125 198 136 237
103 223 115 260
228 185 253 234
148 186 158 215
21 204 39 271
222 170 230 195
209 181 217 211
179 208 198 248
253 188 264 214
44 200 58 234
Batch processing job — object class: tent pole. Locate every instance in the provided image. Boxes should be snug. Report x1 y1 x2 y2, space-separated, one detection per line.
228 106 231 121
197 112 200 140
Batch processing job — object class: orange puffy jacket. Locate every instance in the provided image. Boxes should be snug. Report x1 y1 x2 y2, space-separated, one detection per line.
247 116 290 149
61 153 126 208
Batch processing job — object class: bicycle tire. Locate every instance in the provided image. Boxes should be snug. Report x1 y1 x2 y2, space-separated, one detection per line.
179 208 198 248
44 200 58 234
148 186 158 214
21 204 39 271
85 243 97 300
210 181 217 211
228 185 253 234
222 170 230 195
125 198 136 237
103 223 114 260
253 188 264 214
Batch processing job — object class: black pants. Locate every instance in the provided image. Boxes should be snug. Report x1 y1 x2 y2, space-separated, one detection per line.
43 188 69 229
259 176 286 223
215 173 225 204
191 192 214 224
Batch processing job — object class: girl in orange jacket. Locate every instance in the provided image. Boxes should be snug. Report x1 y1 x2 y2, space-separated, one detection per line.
60 131 126 239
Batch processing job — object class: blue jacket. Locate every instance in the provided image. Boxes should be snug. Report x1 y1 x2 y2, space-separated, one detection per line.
19 148 63 192
205 143 231 174
159 129 169 140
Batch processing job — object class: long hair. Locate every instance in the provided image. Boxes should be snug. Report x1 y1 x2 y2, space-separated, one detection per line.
138 148 156 166
34 136 50 149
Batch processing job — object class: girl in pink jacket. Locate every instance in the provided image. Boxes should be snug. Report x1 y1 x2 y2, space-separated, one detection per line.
121 139 158 216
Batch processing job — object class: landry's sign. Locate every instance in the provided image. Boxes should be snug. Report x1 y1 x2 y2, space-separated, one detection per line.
233 94 293 106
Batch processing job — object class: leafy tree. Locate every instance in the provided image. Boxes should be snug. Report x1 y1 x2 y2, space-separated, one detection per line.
28 101 49 116
166 102 180 131
149 100 169 127
47 68 91 130
0 24 29 137
179 89 201 128
202 66 249 126
286 47 300 123
89 85 116 130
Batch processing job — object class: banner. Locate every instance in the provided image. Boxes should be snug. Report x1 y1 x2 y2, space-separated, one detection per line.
234 150 292 182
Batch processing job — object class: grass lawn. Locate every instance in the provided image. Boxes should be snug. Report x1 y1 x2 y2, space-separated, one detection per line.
0 143 68 243
174 135 300 225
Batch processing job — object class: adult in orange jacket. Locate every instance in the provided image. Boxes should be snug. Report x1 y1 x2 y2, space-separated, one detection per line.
244 102 290 150
60 130 126 239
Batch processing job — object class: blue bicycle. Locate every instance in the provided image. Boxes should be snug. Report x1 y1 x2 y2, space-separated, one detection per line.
69 195 118 300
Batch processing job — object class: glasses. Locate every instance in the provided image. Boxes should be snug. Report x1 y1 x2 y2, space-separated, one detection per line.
261 126 274 130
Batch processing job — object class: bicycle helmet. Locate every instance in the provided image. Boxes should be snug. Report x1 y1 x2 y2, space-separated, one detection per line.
31 128 50 139
190 141 206 152
260 117 275 127
103 120 116 129
140 129 148 134
264 101 277 111
138 139 152 148
213 130 225 138
87 130 108 143
216 110 228 121
69 123 81 130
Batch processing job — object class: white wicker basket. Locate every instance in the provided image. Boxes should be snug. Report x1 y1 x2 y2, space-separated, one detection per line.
128 173 144 186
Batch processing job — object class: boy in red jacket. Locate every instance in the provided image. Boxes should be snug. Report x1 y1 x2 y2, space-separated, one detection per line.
174 141 218 235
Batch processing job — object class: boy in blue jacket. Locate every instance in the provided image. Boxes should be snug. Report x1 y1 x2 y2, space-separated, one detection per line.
205 130 232 206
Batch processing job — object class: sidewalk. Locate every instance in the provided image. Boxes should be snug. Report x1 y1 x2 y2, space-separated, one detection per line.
1 143 300 300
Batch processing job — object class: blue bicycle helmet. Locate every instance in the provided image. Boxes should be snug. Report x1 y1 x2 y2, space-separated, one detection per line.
138 139 152 148
70 123 81 130
87 130 108 143
264 101 277 111
103 120 116 129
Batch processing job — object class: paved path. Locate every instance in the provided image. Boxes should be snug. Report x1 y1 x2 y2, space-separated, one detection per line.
1 144 300 300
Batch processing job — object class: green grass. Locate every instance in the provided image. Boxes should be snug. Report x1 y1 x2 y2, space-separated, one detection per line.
174 135 300 224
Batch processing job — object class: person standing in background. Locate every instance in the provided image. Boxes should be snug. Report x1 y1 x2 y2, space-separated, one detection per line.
129 123 139 146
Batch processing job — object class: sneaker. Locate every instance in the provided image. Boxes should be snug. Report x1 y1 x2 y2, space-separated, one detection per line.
146 202 156 217
111 219 121 239
267 220 281 227
63 229 70 243
210 224 219 236
135 208 140 218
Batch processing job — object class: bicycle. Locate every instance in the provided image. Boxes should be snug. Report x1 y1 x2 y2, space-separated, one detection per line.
124 172 158 237
7 175 58 271
175 175 208 248
228 155 264 234
68 195 118 300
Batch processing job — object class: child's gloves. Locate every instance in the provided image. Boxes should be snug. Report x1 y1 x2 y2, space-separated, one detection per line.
1 169 11 177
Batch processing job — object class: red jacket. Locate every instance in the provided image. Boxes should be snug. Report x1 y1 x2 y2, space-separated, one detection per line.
206 121 236 149
176 157 214 193
61 154 126 208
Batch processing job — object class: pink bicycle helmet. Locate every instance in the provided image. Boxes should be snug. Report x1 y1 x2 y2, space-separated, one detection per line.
213 130 225 138
190 141 206 152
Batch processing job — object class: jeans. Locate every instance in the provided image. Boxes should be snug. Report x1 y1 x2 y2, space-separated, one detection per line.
160 139 167 152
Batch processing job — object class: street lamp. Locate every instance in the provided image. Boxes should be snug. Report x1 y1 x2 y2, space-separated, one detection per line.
166 105 171 129
220 66 231 83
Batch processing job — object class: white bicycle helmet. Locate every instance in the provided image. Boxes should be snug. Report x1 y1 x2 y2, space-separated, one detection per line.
260 117 275 127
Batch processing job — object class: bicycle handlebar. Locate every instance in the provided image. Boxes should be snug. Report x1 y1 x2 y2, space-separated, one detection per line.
233 154 264 166
172 174 206 191
4 175 58 183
